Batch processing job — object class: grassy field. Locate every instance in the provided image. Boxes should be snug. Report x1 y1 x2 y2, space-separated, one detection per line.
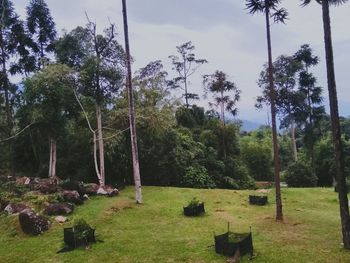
0 186 349 263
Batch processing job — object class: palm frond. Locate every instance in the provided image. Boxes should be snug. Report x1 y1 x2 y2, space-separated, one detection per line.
245 0 264 14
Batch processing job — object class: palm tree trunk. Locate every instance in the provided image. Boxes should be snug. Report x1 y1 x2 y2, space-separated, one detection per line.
265 2 283 221
96 104 105 186
122 0 142 204
321 0 350 249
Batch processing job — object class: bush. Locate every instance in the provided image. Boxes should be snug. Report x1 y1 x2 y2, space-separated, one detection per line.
186 197 201 208
285 161 318 187
182 165 216 188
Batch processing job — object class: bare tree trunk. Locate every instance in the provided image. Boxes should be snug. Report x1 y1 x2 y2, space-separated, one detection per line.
52 138 56 178
0 29 15 175
291 120 297 162
184 70 189 108
48 137 56 178
96 104 105 186
48 137 52 177
265 2 283 221
122 0 142 203
322 0 350 249
73 89 102 184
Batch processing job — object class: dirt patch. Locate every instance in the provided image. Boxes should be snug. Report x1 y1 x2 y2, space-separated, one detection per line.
105 200 134 215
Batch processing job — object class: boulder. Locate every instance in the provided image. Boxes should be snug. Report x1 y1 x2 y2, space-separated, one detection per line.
16 176 31 185
97 187 108 195
0 199 9 212
31 179 58 194
84 183 99 195
4 203 31 214
19 209 50 235
55 216 68 223
60 180 86 196
97 185 119 197
44 203 74 216
62 190 83 205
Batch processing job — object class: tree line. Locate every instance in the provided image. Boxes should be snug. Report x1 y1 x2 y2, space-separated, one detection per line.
0 0 349 249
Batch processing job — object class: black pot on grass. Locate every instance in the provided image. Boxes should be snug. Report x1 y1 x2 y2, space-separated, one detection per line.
214 230 253 257
183 199 205 217
249 195 268 206
63 219 96 249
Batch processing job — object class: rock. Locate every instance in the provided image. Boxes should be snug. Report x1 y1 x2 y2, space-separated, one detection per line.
55 216 68 223
0 199 9 212
62 190 83 205
31 179 58 194
97 187 108 195
97 185 119 197
60 180 86 196
4 203 31 214
44 203 74 216
16 176 31 185
19 209 50 235
84 183 99 195
107 188 119 197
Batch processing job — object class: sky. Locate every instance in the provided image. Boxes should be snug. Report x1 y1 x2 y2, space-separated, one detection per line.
13 0 350 123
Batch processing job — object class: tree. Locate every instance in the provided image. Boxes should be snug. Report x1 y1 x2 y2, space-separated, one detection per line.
294 44 325 167
23 64 76 178
169 41 207 108
301 0 350 248
245 0 288 221
55 22 125 186
203 71 241 124
257 55 303 162
26 0 56 69
203 70 241 158
122 0 142 204
0 0 33 174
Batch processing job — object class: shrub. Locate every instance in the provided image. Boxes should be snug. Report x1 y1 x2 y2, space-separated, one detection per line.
186 197 201 208
182 165 216 188
285 161 318 187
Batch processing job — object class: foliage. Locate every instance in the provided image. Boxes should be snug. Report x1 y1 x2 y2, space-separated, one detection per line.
72 218 94 241
26 0 57 68
182 165 215 189
285 160 318 187
169 41 207 107
240 138 273 181
186 197 201 208
203 70 241 123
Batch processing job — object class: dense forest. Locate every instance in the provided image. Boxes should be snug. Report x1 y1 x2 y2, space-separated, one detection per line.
0 0 349 190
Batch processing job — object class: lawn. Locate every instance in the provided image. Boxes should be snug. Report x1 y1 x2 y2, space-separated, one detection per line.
0 186 349 262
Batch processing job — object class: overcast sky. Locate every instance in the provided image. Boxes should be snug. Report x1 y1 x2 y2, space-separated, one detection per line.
13 0 350 123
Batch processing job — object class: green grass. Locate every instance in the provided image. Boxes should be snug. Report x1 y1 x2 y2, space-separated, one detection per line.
0 186 349 262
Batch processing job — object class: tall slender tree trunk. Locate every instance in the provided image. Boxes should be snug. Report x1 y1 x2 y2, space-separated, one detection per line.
48 137 56 178
322 0 350 249
1 30 15 176
291 120 298 161
122 0 142 204
96 104 105 186
265 3 283 221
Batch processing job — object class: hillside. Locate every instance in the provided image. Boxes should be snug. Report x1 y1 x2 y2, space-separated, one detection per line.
0 186 349 263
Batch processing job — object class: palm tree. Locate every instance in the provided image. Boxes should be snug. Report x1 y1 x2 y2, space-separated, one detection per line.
301 0 350 249
122 0 142 204
245 0 288 221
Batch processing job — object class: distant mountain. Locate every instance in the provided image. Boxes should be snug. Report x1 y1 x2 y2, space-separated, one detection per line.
241 120 264 132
